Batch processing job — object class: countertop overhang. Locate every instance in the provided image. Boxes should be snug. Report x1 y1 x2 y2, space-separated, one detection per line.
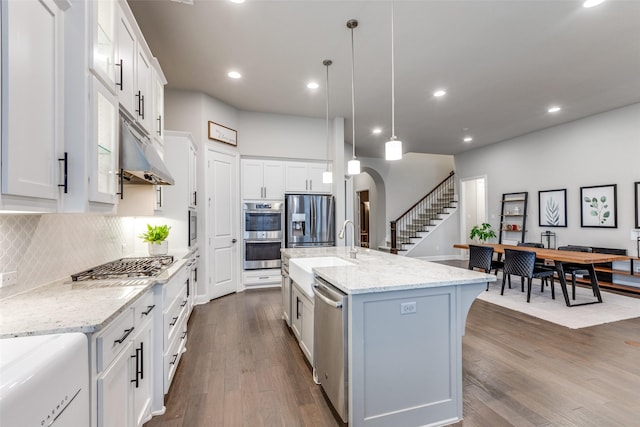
282 247 496 295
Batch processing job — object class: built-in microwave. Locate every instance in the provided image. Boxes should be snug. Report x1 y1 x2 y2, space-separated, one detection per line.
188 208 197 248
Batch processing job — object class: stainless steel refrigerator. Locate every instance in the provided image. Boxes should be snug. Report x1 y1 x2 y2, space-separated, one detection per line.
285 194 336 247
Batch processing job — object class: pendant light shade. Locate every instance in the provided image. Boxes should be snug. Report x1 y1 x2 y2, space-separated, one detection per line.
385 2 403 161
347 19 360 175
322 59 333 184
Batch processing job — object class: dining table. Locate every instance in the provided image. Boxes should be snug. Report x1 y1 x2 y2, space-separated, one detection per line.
454 243 630 307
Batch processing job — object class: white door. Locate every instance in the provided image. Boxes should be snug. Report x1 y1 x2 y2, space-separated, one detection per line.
206 148 239 299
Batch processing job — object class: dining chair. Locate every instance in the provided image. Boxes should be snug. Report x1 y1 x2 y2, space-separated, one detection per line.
501 248 556 303
516 242 550 290
468 245 495 291
558 245 593 300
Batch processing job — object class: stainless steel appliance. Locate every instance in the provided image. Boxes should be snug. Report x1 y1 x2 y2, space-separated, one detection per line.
243 202 283 269
188 208 197 248
0 333 89 426
313 276 348 423
285 194 335 248
71 256 174 281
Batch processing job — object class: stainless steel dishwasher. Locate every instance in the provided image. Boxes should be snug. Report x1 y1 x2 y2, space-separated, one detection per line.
313 276 348 423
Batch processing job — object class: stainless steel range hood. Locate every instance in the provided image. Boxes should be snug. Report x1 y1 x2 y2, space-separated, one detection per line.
120 119 174 185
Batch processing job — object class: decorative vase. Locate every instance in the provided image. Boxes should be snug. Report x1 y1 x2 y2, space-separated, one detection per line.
148 240 168 256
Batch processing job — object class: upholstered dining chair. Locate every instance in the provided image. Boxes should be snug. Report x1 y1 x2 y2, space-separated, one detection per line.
558 245 593 300
501 248 556 303
468 245 495 291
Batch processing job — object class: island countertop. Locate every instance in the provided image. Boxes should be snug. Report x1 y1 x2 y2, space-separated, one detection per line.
282 247 495 295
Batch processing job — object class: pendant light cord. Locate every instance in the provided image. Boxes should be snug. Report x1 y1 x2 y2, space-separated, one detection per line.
324 60 331 171
391 1 396 140
350 24 356 160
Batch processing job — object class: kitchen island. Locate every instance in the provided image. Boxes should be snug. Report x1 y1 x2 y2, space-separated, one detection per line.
282 247 495 427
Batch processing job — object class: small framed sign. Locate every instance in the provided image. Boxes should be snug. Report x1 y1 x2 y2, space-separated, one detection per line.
208 121 237 146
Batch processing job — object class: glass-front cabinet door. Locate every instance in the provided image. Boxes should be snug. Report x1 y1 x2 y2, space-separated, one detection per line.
90 0 116 90
90 78 119 204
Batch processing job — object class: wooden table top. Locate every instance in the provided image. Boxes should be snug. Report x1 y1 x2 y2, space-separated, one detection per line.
453 243 630 264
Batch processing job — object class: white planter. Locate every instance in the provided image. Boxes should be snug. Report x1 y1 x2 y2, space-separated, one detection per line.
148 241 168 256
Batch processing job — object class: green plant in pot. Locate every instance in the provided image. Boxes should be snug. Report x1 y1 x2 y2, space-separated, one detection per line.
139 224 171 256
469 223 496 243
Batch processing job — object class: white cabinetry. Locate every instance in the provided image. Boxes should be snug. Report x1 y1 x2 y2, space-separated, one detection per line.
152 63 166 145
116 4 136 116
291 281 314 364
93 289 155 427
90 0 116 90
152 263 190 411
285 161 331 194
0 0 65 211
241 159 284 200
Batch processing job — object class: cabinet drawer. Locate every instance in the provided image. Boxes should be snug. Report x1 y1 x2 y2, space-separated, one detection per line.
163 293 188 348
132 289 155 327
243 270 281 286
162 267 189 307
163 315 188 393
96 308 135 372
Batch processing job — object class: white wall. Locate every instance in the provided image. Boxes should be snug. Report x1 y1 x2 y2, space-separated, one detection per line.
455 103 640 256
359 153 456 245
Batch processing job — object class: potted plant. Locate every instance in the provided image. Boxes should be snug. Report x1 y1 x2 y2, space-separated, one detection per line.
469 222 496 243
139 224 171 256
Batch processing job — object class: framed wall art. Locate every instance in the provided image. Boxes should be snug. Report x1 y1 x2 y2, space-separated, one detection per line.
208 121 237 146
580 184 617 228
635 182 640 229
538 189 567 227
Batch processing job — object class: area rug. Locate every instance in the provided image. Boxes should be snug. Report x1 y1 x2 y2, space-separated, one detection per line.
478 279 640 329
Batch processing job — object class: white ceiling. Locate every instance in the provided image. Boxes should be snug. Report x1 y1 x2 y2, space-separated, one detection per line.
128 0 640 158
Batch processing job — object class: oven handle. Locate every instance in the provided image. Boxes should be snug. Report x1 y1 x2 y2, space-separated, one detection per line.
244 210 283 214
244 239 283 244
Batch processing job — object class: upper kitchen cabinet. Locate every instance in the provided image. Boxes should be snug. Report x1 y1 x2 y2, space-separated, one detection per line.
242 159 284 200
89 0 117 91
0 0 68 212
116 1 158 137
151 59 166 147
284 161 332 194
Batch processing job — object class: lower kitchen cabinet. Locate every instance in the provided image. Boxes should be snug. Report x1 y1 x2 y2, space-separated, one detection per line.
91 288 155 427
291 282 314 364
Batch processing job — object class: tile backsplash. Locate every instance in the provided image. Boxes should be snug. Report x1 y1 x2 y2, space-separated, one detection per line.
0 214 138 298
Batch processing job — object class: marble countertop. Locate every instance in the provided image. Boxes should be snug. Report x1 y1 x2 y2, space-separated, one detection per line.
282 247 495 295
0 256 189 339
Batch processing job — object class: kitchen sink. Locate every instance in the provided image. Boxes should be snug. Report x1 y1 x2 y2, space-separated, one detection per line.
289 257 353 298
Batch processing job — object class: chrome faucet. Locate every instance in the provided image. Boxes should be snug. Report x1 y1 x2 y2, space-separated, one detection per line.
339 219 357 259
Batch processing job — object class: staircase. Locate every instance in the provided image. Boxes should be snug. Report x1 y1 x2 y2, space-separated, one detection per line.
390 171 457 255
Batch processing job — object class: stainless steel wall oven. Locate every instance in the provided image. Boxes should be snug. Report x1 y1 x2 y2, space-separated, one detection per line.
243 202 283 269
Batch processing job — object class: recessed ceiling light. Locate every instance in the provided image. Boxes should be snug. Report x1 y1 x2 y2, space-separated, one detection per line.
307 82 319 89
433 89 447 97
227 71 242 79
463 136 473 143
229 0 245 4
547 106 561 113
372 128 382 135
583 0 606 8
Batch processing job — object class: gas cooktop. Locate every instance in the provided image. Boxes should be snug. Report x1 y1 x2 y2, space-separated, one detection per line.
71 256 174 281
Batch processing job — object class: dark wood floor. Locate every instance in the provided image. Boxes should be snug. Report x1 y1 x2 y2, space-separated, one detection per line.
145 286 640 427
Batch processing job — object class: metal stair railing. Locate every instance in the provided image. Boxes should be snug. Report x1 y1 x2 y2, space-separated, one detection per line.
390 171 455 254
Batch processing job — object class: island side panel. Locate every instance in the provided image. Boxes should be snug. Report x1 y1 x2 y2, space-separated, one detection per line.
349 284 476 427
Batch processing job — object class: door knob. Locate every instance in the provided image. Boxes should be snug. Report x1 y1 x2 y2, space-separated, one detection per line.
231 238 237 244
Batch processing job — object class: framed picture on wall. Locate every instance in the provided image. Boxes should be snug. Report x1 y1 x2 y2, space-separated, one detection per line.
538 189 567 227
580 184 617 228
635 182 640 229
208 121 237 146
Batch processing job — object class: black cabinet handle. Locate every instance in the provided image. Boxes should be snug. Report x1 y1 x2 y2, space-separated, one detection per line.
296 297 301 319
193 191 197 206
115 59 123 90
157 115 162 136
169 316 178 326
139 341 144 380
141 94 145 119
156 186 162 208
180 300 187 308
170 353 178 365
114 327 134 344
181 330 187 339
142 305 155 316
130 348 139 387
135 91 142 117
58 152 68 193
117 168 125 200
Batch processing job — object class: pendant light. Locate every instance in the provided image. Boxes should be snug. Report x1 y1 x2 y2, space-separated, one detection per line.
322 59 333 184
347 19 361 175
385 2 403 161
